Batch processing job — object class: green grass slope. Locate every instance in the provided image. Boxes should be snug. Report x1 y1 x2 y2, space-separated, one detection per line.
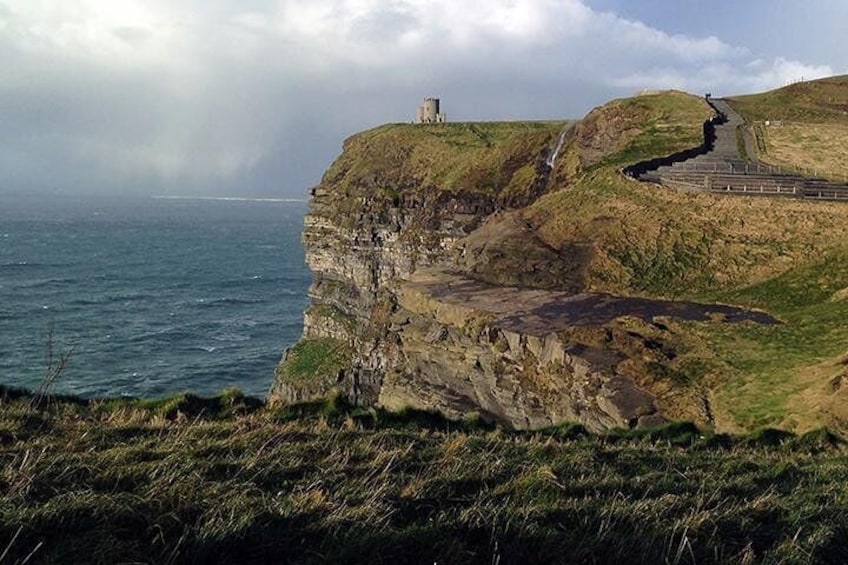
728 75 848 124
1 389 846 564
516 86 848 434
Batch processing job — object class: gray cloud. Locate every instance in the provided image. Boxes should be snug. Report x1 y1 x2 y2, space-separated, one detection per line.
0 0 843 197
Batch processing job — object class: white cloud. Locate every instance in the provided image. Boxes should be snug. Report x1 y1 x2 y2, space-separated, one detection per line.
746 57 835 91
612 58 834 97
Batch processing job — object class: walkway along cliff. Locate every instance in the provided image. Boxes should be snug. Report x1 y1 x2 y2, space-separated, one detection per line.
626 97 848 199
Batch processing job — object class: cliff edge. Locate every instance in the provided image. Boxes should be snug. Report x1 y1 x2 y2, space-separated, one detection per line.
270 86 848 434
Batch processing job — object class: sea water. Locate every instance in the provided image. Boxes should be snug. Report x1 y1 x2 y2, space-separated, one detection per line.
0 194 311 399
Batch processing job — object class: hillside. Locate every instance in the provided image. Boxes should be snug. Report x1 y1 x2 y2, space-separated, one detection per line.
273 82 848 436
1 389 846 564
728 76 848 124
728 75 848 181
524 85 848 435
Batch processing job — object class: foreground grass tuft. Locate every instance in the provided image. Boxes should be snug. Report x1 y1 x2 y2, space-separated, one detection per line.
1 387 846 564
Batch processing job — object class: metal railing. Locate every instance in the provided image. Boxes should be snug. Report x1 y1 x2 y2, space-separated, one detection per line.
660 175 848 201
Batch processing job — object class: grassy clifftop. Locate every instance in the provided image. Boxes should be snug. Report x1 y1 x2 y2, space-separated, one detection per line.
318 90 714 207
320 121 567 206
574 90 713 169
302 84 848 435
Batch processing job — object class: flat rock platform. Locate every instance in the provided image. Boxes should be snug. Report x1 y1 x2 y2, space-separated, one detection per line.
402 269 778 337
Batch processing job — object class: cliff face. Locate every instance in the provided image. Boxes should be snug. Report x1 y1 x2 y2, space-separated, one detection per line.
381 269 675 431
269 101 728 431
269 122 569 413
271 185 498 407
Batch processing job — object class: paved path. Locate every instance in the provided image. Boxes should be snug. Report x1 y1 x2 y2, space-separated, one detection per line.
633 98 848 200
702 99 746 160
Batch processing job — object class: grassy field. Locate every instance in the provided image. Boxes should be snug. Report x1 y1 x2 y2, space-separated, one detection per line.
1 388 847 564
728 75 848 180
754 122 848 182
701 252 848 434
728 76 848 125
526 167 848 433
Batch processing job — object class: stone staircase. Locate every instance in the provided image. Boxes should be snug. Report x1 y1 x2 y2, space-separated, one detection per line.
631 98 848 201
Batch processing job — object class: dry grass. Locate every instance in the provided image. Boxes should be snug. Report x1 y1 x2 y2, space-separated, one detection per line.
728 75 848 181
527 167 848 298
0 388 846 564
781 357 848 432
756 122 848 182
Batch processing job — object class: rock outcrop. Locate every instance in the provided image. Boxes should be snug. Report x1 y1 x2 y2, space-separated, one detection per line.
269 122 565 414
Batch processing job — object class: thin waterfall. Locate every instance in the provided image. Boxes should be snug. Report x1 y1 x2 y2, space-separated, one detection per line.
546 123 572 169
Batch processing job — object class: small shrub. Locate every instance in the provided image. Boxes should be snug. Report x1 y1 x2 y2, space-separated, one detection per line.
539 421 591 441
743 427 796 447
793 427 845 453
279 338 352 383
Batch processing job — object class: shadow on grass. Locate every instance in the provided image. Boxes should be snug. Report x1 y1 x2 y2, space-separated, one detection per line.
7 503 847 565
272 394 496 433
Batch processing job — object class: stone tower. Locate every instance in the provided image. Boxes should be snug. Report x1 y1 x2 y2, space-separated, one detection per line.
416 98 446 124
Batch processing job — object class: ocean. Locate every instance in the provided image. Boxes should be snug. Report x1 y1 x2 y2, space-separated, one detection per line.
0 194 311 399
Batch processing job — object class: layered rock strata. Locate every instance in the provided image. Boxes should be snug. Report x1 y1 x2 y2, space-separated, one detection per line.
269 122 569 414
269 112 775 430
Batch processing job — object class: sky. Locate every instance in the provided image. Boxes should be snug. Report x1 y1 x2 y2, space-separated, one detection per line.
0 1 845 197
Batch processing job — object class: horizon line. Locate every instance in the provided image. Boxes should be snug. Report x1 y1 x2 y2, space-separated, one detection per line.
152 195 307 203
